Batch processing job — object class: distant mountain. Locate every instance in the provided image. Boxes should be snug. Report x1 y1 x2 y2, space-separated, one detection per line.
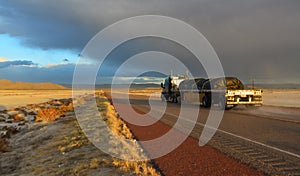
138 71 167 78
0 79 67 90
244 83 300 89
65 83 161 89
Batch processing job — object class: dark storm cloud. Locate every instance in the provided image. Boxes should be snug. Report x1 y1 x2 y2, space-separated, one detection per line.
0 63 75 83
0 63 164 85
0 60 36 68
0 0 299 83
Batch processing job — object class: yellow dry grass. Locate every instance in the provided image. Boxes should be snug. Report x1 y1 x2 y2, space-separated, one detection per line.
96 91 161 176
35 103 74 122
113 159 160 176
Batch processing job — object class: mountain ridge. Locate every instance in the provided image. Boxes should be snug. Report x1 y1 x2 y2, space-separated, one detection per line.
0 79 67 90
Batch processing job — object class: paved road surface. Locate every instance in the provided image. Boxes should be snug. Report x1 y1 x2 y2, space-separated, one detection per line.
110 93 300 175
127 94 300 155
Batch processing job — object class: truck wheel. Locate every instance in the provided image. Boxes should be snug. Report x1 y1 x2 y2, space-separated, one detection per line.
161 94 166 102
218 97 232 110
218 97 226 110
180 92 185 104
178 96 182 104
202 96 211 108
174 95 178 103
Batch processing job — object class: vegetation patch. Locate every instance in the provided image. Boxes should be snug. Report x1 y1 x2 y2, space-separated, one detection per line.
96 91 161 176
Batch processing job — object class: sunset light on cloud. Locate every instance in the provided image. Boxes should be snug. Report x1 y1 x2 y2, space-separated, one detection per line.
0 57 8 62
0 0 299 86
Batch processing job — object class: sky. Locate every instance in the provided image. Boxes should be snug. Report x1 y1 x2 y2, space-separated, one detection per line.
0 0 299 85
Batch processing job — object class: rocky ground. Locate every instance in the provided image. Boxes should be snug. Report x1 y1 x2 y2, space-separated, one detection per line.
0 98 74 153
0 95 160 176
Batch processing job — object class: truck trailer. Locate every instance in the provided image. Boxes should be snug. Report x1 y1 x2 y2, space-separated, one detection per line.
161 76 263 109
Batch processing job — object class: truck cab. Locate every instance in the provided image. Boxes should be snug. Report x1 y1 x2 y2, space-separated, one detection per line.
161 75 185 103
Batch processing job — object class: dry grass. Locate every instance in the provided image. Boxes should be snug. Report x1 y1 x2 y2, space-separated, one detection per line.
36 107 65 121
112 159 160 176
89 158 101 169
72 163 89 175
35 103 73 122
99 101 133 139
58 121 91 153
96 91 161 176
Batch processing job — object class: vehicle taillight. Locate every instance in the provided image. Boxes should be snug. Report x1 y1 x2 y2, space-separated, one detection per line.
228 91 235 96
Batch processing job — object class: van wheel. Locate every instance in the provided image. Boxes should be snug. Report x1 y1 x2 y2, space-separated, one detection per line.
202 96 211 108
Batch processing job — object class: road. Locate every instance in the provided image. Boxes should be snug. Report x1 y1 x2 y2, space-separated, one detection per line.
112 93 300 175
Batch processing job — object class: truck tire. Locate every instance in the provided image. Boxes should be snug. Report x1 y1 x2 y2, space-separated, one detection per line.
218 97 227 110
179 92 183 104
161 94 166 102
218 97 234 110
202 96 211 108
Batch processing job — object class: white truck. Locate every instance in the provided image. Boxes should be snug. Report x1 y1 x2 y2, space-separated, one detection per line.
162 77 263 109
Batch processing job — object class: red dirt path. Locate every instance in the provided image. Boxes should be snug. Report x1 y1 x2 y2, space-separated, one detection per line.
106 94 265 176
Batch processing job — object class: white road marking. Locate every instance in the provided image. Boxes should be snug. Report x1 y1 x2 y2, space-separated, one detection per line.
162 111 300 159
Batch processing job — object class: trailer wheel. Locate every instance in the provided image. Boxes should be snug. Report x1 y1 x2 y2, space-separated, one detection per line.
202 96 211 108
